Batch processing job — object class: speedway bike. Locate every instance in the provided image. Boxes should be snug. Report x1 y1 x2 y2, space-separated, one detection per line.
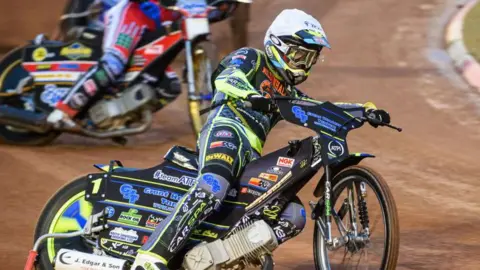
0 0 242 146
25 96 401 270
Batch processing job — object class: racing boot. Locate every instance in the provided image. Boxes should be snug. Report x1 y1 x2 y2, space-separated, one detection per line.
46 53 121 128
132 173 230 269
152 67 181 112
132 253 169 270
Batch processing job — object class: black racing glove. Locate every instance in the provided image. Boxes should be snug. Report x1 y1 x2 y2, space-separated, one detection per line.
366 109 391 128
245 94 276 113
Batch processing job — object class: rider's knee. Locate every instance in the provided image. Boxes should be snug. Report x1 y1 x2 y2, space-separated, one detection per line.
196 172 231 203
100 52 126 79
280 200 307 232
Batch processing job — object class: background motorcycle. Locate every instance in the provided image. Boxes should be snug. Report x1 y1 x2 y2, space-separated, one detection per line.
0 0 244 146
26 96 402 270
52 0 252 54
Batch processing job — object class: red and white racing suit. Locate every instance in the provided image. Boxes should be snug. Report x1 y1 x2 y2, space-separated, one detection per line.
56 0 181 118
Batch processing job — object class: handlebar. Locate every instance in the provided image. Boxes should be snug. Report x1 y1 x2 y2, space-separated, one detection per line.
249 95 403 132
200 95 402 133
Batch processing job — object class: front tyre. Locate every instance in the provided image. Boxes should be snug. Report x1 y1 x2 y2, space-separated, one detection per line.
33 176 94 270
188 41 217 138
313 165 399 270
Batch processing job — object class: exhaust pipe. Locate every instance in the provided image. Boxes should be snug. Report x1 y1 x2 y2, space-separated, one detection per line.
0 105 153 138
54 249 128 270
0 105 52 133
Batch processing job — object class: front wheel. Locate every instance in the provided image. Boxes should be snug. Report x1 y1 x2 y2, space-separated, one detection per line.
187 41 217 138
313 165 399 270
33 176 94 269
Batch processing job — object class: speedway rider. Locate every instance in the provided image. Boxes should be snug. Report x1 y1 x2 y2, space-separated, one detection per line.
47 0 183 127
131 8 391 270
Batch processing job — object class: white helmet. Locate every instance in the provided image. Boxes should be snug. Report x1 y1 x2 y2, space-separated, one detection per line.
264 9 331 85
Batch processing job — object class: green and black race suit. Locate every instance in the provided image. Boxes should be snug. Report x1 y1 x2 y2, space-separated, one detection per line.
207 47 370 155
137 47 372 262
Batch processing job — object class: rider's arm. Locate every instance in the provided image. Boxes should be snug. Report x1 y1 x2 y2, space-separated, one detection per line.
213 48 261 99
294 88 376 118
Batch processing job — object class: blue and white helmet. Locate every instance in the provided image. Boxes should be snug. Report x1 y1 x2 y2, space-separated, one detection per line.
264 9 331 85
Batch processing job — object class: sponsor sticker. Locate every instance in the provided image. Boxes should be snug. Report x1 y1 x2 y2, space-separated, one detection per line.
248 178 271 189
328 140 345 156
58 63 79 70
259 173 278 182
267 166 284 175
109 227 139 243
214 130 233 138
205 153 234 165
209 141 237 150
153 170 196 187
145 214 163 229
118 209 142 225
32 47 54 62
202 174 221 193
145 44 164 55
105 206 115 218
70 93 88 109
83 79 97 96
277 157 295 168
40 84 69 107
227 188 238 198
246 188 262 196
119 184 140 204
232 55 246 60
60 42 92 60
36 64 51 70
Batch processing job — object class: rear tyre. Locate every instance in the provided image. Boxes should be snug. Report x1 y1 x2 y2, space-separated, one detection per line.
188 41 217 138
33 176 94 270
313 165 399 270
0 46 59 145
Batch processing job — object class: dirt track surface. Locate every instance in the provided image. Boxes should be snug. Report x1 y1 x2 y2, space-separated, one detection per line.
1 0 480 269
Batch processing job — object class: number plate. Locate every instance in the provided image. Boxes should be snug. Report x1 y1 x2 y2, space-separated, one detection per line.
185 18 210 40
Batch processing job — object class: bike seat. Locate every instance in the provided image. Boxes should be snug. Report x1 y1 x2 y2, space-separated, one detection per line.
163 145 199 171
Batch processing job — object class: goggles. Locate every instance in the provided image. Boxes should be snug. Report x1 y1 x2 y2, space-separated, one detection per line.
284 45 322 70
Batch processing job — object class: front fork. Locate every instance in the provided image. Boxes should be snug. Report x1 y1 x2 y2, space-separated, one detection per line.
310 165 370 250
185 40 196 99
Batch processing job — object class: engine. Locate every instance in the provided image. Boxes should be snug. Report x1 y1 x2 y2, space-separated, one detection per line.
182 220 279 270
87 83 155 128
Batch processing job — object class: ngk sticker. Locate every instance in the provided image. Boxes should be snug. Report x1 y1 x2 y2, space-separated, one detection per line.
277 157 295 168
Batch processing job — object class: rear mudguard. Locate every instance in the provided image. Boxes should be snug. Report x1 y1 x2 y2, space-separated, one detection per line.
313 153 375 198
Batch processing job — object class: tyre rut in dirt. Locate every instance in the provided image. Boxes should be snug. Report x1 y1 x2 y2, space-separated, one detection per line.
33 176 93 270
0 46 59 145
313 165 400 270
188 41 217 137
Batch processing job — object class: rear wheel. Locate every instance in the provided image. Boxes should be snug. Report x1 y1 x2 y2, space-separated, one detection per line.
313 165 399 270
188 41 217 138
33 176 94 269
0 46 59 145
